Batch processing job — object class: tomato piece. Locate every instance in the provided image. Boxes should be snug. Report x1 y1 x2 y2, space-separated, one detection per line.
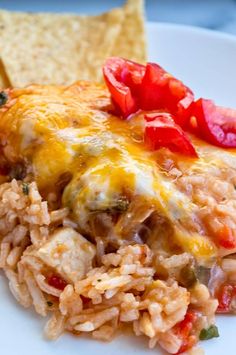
191 99 236 148
217 225 236 249
103 57 145 118
217 283 236 313
103 58 194 123
144 113 198 157
140 63 194 126
47 275 68 291
177 336 197 354
174 311 198 354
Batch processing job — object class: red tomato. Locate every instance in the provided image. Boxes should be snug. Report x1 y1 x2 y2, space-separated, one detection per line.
47 275 68 291
103 57 145 118
191 99 236 148
217 283 236 313
140 63 194 126
144 113 198 157
174 311 198 354
217 225 236 249
103 58 194 123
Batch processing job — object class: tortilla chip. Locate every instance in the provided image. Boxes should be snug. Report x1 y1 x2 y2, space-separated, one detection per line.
0 0 146 87
0 8 124 86
112 0 146 63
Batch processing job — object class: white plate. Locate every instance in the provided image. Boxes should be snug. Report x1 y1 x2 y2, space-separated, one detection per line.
1 22 236 355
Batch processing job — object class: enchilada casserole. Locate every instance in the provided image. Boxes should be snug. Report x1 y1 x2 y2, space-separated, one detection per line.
0 58 236 354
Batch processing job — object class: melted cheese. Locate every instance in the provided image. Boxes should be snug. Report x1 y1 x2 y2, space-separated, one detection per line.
1 82 236 263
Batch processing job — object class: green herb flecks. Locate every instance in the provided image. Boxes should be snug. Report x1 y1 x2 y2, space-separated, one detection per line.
114 197 130 212
22 182 29 195
199 325 219 341
0 91 8 106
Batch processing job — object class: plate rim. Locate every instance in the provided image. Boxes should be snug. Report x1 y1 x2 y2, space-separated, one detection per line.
147 21 236 44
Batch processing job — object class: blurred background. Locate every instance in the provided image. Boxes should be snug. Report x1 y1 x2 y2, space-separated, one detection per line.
0 0 236 35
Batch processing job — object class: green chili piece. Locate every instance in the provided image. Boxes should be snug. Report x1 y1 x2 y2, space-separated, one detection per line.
199 325 219 341
179 265 197 288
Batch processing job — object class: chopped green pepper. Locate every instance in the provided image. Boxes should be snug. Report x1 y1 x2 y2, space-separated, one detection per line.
179 265 197 288
22 182 29 195
0 91 8 106
199 325 219 340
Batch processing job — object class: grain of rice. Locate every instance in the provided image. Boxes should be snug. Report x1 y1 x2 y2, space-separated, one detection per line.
221 258 236 273
104 288 119 299
4 268 32 308
50 208 69 223
12 225 28 246
158 331 182 354
190 283 210 305
24 269 47 316
74 307 119 332
0 242 10 267
160 253 192 269
35 274 61 298
185 347 205 355
59 284 82 316
6 246 22 268
44 311 65 340
139 312 155 338
94 275 132 291
101 253 121 267
92 325 115 341
120 308 139 322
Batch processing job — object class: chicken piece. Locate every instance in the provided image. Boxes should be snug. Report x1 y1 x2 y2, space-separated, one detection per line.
36 227 95 283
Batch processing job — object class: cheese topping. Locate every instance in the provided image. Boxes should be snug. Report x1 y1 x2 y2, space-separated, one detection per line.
1 82 236 262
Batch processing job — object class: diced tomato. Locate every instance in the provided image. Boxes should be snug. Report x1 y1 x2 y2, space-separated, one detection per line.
103 57 145 118
174 311 198 354
139 63 194 126
217 283 236 313
144 113 198 157
217 225 236 249
103 58 194 123
177 335 197 354
190 99 236 148
47 275 68 291
103 57 236 152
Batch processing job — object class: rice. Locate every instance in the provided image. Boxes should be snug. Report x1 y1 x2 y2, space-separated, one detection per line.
0 179 222 354
177 166 236 249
